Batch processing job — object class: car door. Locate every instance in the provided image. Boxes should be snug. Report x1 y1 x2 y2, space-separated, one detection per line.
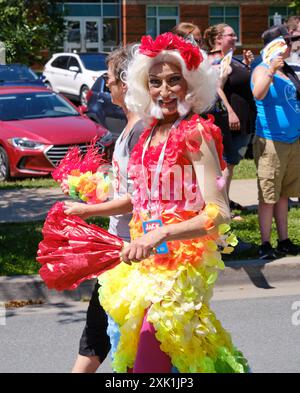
47 56 70 93
65 56 83 96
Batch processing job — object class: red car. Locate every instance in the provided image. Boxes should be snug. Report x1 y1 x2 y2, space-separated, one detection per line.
0 86 113 181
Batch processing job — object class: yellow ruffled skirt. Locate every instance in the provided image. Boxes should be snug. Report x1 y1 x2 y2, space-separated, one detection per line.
98 210 249 373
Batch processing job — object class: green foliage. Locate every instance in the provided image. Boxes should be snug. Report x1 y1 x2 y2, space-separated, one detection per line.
0 0 65 65
289 0 300 13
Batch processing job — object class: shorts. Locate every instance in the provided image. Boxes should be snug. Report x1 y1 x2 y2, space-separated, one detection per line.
222 132 252 166
78 281 111 361
253 135 300 204
213 111 252 165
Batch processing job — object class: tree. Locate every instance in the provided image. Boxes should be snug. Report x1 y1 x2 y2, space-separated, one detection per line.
289 0 300 13
0 0 65 65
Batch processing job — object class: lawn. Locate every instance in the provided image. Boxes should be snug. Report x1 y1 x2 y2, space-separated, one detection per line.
0 177 58 190
1 208 299 275
233 159 256 179
0 217 109 276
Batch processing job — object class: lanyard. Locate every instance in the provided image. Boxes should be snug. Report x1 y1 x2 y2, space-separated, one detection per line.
141 116 186 215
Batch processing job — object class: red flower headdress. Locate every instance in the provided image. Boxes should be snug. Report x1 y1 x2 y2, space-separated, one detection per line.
139 32 203 71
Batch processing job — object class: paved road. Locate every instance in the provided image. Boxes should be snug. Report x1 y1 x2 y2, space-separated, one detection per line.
1 282 300 373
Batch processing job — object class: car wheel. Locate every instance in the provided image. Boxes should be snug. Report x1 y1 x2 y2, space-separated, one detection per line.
80 85 89 106
0 146 10 182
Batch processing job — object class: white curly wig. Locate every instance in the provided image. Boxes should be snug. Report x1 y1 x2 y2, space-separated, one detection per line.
125 43 218 120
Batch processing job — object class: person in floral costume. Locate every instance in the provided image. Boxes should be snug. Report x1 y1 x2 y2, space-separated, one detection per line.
98 33 250 373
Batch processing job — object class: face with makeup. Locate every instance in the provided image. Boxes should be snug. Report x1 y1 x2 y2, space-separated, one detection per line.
148 62 188 120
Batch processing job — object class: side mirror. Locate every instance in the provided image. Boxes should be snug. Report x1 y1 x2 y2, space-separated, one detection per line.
69 66 80 73
78 105 88 115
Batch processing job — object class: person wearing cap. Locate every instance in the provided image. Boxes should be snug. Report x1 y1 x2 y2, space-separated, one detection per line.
251 24 300 260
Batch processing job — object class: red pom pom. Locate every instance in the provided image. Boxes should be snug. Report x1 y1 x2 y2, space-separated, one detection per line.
37 202 124 290
139 32 203 71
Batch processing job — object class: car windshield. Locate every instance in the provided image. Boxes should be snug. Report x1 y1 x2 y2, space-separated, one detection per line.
79 54 107 71
0 64 39 83
0 92 80 121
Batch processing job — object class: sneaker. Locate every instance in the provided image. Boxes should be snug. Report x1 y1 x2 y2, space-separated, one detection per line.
276 238 300 256
229 200 246 211
258 242 285 260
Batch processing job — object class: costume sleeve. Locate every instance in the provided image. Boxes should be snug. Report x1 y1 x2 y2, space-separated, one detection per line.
186 120 230 225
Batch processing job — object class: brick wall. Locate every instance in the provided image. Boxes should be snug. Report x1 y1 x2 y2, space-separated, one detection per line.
123 4 146 43
240 5 269 53
179 4 209 33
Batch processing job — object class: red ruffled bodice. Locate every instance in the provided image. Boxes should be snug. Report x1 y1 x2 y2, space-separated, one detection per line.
128 114 226 217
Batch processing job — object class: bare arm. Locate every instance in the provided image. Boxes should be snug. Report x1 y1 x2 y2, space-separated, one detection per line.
63 195 133 219
217 86 240 131
122 128 230 262
252 56 284 100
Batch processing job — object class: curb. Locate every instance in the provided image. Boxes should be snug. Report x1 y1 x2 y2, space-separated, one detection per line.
0 256 299 302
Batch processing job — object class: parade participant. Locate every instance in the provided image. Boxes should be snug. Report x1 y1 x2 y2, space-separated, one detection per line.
98 32 250 373
63 44 144 372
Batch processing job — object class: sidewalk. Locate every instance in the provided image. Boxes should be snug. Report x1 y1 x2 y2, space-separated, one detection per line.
0 179 299 301
0 179 259 223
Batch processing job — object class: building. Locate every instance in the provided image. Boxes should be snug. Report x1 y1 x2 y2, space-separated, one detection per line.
61 0 294 54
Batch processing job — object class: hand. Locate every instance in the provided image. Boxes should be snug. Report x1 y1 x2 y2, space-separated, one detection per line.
60 178 69 196
228 110 240 131
243 49 254 66
121 228 165 264
63 201 90 219
269 55 284 74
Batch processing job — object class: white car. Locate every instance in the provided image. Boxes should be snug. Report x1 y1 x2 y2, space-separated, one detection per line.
43 52 107 105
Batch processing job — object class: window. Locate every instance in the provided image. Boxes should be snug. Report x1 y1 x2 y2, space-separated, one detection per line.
269 6 293 26
68 57 81 71
146 5 179 38
209 6 240 42
51 56 70 69
103 18 119 51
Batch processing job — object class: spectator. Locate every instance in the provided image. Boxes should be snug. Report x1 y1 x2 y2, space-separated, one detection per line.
172 22 203 48
251 25 300 259
203 24 257 213
285 15 300 58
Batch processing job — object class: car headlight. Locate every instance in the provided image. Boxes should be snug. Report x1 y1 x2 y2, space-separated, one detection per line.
7 138 46 150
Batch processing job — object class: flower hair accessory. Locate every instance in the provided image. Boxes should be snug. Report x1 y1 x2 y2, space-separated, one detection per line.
139 32 203 70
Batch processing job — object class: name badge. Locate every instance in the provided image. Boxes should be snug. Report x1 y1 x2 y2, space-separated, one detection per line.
142 219 169 254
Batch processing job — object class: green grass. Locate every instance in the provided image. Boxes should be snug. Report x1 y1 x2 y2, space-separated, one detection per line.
1 208 300 275
233 159 256 180
0 217 109 276
228 207 300 259
0 177 58 190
